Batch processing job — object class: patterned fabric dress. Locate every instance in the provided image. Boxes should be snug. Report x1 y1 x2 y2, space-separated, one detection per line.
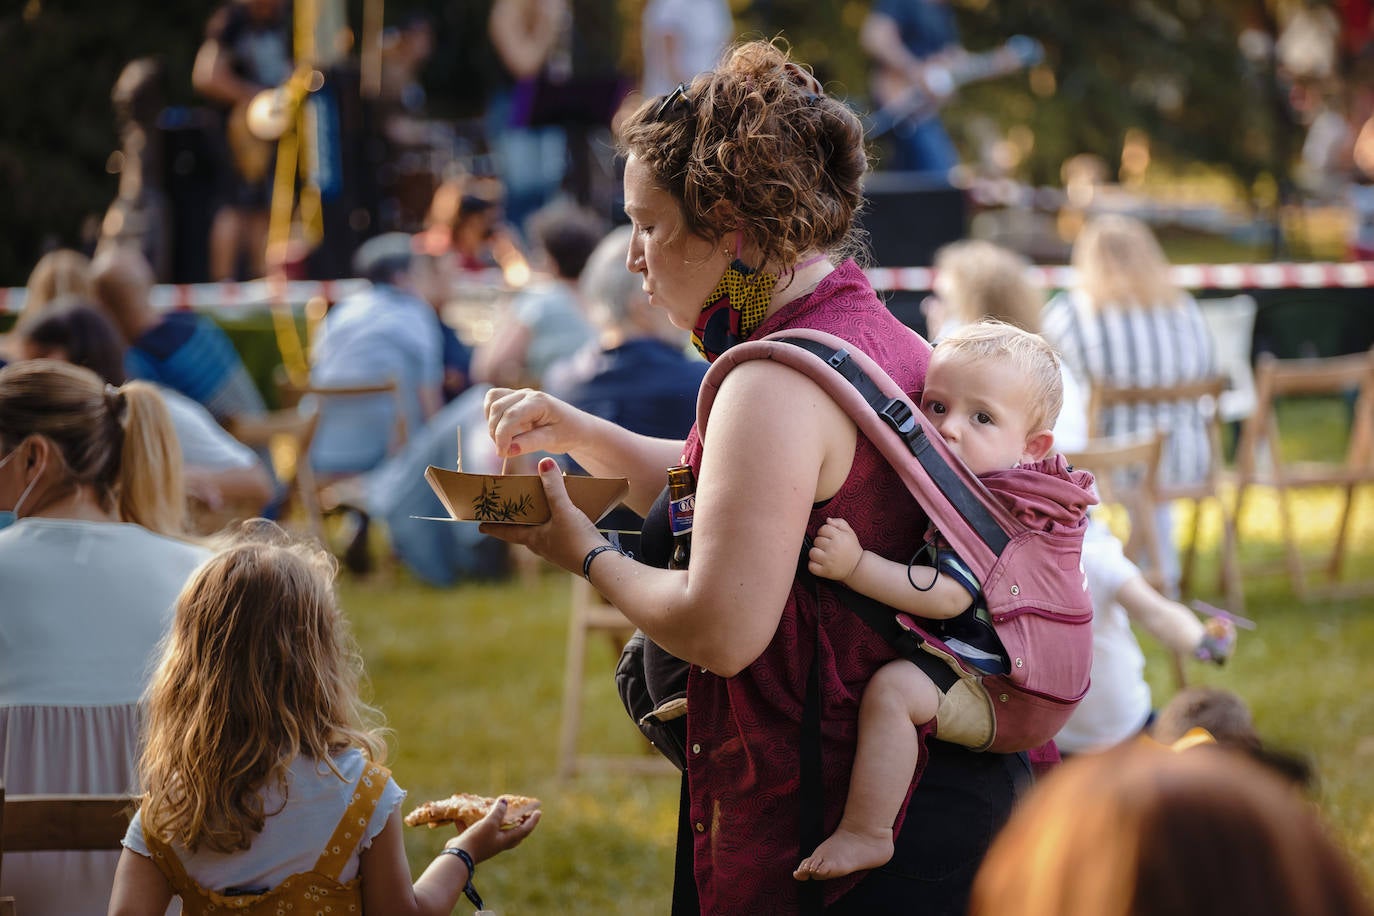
141 763 391 915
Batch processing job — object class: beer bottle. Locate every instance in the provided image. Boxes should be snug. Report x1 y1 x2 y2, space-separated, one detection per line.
667 464 695 570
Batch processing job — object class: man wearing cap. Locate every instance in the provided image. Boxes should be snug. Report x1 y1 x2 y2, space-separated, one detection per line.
307 232 444 475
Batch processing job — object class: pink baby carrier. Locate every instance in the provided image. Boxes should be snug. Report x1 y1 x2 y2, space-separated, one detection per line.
698 328 1095 753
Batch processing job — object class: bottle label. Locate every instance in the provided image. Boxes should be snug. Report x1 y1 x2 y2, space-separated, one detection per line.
669 494 695 537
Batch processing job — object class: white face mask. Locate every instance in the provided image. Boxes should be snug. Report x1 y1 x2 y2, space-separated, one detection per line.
0 442 41 531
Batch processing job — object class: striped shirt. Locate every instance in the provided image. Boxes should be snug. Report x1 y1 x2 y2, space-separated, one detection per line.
127 311 266 423
1040 289 1217 488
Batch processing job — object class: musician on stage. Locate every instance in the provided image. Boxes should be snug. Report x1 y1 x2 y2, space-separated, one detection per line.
192 0 293 281
860 0 967 177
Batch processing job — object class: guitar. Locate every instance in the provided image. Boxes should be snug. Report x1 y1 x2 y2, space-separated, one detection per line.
866 35 1044 140
226 94 280 184
225 67 317 184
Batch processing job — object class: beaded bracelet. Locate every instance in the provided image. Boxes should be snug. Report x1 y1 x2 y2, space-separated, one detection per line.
582 543 624 581
440 846 484 910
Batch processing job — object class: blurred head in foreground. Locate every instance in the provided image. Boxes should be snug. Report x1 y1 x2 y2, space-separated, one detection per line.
969 742 1372 916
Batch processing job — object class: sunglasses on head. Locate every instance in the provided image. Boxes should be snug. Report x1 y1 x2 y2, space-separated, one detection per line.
653 83 692 122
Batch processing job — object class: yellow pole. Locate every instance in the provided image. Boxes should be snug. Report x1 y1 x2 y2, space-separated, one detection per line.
264 0 321 385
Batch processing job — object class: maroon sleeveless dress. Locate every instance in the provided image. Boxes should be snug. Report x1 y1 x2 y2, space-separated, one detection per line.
679 260 934 911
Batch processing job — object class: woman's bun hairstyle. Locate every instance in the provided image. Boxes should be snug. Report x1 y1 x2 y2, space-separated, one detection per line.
619 39 869 270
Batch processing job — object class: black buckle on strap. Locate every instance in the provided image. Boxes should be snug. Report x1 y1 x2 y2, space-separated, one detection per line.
879 397 917 438
827 347 850 369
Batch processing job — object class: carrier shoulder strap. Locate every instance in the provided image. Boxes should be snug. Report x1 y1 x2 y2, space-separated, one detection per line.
697 328 1021 577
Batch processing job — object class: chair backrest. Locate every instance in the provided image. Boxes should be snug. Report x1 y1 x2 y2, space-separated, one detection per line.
280 379 410 454
1088 375 1231 501
229 405 325 539
1236 347 1374 483
1199 294 1258 423
230 404 321 479
2 792 135 855
1063 431 1167 586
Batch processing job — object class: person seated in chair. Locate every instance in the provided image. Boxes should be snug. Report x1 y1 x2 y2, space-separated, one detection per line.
91 245 267 426
307 233 444 476
17 300 275 521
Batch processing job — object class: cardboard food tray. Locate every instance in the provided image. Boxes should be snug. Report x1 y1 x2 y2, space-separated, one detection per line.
419 465 630 527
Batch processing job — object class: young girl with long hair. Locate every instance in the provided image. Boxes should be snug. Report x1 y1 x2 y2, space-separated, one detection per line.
108 523 539 913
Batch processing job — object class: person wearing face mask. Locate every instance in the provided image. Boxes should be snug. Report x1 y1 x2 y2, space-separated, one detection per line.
0 360 211 915
481 40 1027 915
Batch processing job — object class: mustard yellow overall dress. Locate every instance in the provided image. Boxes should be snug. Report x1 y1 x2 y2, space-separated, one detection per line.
143 763 391 915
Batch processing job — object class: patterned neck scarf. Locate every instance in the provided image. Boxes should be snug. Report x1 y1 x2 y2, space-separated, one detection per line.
690 259 778 362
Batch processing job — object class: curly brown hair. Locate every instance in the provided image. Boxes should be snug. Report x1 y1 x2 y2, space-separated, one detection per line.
617 39 869 272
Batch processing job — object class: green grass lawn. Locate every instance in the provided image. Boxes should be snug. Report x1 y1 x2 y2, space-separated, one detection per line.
344 573 680 913
337 396 1374 913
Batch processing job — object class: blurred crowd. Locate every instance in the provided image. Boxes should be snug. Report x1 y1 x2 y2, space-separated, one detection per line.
2 5 1373 915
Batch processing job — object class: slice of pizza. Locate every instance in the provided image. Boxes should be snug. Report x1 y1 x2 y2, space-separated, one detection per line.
403 792 541 831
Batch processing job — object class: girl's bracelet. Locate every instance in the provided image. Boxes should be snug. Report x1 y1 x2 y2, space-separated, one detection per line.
439 846 483 910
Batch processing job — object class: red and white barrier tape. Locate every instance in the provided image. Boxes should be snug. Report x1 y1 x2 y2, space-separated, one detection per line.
864 261 1374 296
0 278 370 316
3 262 1374 314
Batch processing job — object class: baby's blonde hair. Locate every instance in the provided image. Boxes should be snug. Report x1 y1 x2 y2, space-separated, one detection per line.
137 521 387 854
933 320 1063 433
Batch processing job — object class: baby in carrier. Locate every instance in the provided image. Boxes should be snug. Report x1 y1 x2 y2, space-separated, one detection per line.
795 321 1094 880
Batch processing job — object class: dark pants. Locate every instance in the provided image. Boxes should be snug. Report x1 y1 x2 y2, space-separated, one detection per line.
829 744 1029 915
670 742 1030 915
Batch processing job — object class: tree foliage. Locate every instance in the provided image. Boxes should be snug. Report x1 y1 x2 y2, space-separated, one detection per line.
968 0 1285 187
0 0 1301 286
0 0 210 286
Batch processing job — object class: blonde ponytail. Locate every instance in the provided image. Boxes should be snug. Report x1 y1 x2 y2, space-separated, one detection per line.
116 381 186 537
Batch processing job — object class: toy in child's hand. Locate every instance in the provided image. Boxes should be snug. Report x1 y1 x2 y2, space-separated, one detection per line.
1190 601 1251 665
1194 617 1237 665
1191 600 1257 631
404 793 541 831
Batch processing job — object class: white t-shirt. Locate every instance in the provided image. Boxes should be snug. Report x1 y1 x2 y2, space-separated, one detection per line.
1053 516 1153 753
124 749 405 891
159 384 261 471
640 0 732 98
0 518 210 707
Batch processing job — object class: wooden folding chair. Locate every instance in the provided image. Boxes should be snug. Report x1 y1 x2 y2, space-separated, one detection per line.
275 379 411 565
1233 347 1374 600
556 578 676 782
229 405 325 541
0 780 135 914
278 378 411 458
1065 431 1187 687
1088 375 1245 613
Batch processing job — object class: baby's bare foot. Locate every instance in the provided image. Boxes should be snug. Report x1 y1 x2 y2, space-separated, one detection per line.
793 825 894 881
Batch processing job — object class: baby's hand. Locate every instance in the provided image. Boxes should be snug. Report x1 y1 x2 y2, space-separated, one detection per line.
808 518 864 583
